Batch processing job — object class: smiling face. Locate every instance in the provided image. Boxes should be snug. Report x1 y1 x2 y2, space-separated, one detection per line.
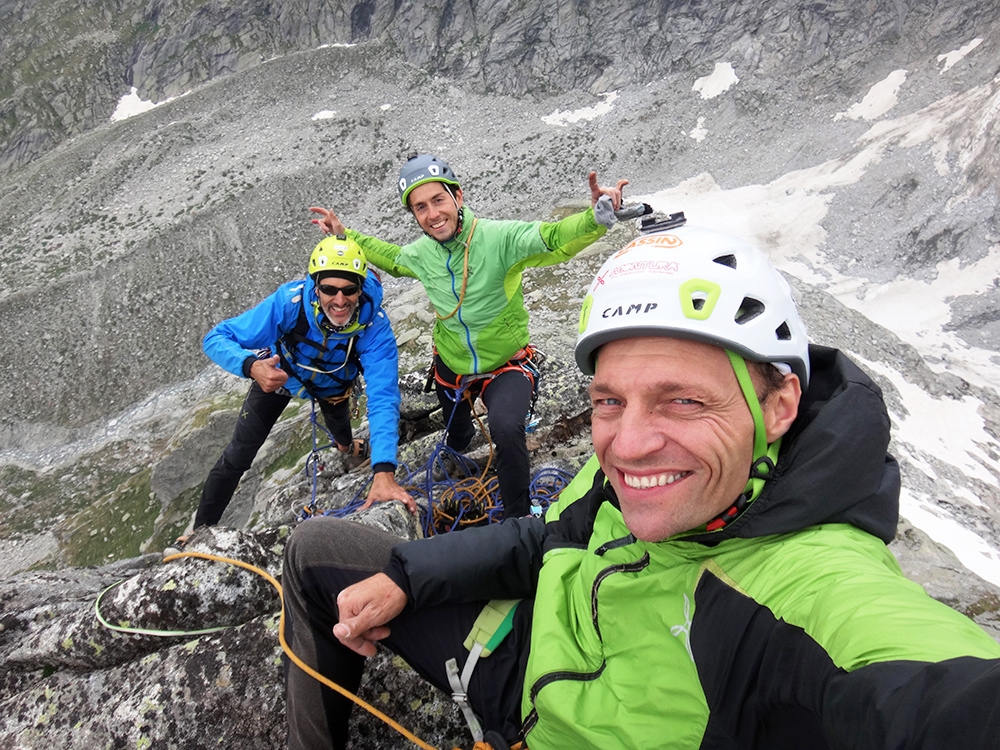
407 181 463 241
315 278 362 327
588 336 799 542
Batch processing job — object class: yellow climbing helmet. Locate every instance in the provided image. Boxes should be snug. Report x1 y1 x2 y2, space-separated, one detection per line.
308 235 368 281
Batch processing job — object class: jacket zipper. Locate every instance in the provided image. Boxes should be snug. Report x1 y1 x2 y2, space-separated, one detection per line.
522 550 650 739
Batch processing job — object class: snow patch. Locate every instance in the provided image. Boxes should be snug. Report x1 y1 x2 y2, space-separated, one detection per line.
542 92 618 126
689 116 708 142
938 38 983 73
111 87 165 122
111 87 187 122
861 358 999 490
834 70 908 122
312 110 337 120
692 62 739 99
903 488 1000 588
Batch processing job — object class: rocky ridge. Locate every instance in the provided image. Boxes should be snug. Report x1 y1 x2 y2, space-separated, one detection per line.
3 0 1000 747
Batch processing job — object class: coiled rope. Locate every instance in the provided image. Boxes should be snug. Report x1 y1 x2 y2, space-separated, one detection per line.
299 382 572 533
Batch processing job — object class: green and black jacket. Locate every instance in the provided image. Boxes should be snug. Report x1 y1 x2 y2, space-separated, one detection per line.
387 346 1000 748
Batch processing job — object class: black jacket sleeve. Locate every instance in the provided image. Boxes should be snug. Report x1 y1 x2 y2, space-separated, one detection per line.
824 656 1000 748
384 516 547 608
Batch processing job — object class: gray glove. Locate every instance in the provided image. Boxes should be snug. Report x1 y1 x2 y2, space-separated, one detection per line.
594 194 616 229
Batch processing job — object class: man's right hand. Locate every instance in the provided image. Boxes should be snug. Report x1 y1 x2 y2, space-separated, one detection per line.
333 573 407 657
309 206 346 235
249 355 289 392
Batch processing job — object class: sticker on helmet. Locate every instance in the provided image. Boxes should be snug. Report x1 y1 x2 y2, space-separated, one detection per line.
601 302 659 319
613 234 684 259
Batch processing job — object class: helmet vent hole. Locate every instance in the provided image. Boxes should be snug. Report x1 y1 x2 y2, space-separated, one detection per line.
713 254 738 269
691 296 707 311
775 322 792 341
734 297 765 324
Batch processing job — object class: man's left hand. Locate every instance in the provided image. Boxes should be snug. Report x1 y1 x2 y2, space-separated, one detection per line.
588 171 629 211
359 471 418 515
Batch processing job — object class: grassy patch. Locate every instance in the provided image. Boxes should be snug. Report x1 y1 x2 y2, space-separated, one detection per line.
57 467 161 567
262 427 313 479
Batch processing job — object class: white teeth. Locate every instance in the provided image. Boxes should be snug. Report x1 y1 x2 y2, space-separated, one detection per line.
623 471 687 489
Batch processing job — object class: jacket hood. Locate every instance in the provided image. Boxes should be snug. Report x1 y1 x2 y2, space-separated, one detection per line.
684 344 900 545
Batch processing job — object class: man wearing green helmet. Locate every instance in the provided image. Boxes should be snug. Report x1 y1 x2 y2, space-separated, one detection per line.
177 236 415 548
283 221 1000 750
310 153 628 519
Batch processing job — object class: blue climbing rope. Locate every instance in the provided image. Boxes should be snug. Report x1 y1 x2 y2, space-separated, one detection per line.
297 373 574 535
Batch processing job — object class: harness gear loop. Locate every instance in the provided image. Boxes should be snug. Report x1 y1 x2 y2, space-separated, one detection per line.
445 599 520 744
436 218 479 321
432 346 541 404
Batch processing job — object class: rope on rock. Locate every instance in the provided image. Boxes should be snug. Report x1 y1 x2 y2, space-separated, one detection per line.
297 382 573 534
95 549 441 750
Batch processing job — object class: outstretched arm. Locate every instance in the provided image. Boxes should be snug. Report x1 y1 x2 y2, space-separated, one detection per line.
308 206 416 279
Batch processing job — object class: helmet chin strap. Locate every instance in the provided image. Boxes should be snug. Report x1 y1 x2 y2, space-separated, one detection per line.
726 350 782 505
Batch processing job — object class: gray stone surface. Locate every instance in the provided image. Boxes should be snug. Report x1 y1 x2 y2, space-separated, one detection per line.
3 1 1000 747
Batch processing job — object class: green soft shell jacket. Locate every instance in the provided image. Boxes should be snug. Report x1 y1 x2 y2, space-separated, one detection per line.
386 346 1000 749
347 207 605 375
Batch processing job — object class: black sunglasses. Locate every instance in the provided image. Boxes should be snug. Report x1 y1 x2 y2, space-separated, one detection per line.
317 283 361 297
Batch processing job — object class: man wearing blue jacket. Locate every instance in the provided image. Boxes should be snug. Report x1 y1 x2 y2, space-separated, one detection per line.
183 236 415 544
282 221 1000 750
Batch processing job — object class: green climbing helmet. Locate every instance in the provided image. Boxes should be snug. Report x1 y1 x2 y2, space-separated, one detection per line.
308 235 368 281
575 224 810 388
397 153 461 207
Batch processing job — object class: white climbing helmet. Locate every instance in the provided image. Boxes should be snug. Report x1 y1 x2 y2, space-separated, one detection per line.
575 224 810 388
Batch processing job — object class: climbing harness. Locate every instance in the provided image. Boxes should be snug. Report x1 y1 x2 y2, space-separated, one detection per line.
445 599 520 743
430 345 544 433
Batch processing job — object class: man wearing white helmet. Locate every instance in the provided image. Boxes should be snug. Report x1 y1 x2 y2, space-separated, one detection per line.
282 222 1000 750
309 153 628 519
